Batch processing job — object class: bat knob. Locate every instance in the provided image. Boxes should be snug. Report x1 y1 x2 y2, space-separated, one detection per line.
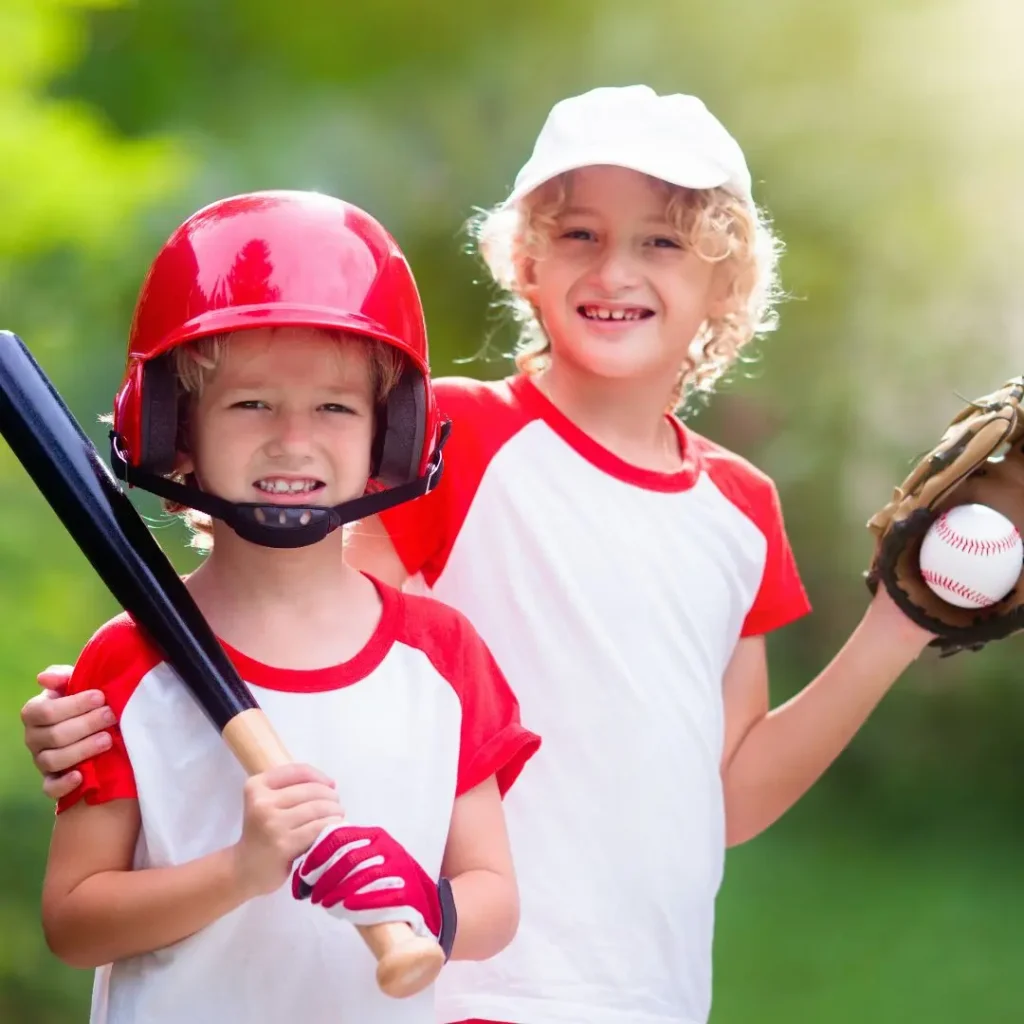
373 931 446 999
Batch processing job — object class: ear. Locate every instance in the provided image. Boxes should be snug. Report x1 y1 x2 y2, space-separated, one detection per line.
172 449 194 477
516 255 539 301
707 261 737 320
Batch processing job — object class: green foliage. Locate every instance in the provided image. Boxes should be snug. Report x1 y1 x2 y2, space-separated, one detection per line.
0 0 187 260
3 0 1024 1018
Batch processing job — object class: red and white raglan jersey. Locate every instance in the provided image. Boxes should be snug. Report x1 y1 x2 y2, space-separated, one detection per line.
378 374 811 1024
55 578 540 1024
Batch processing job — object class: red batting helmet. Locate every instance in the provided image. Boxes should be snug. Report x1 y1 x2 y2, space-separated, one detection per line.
108 190 449 548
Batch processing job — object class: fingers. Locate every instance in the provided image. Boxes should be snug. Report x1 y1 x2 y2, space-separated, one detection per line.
291 816 347 858
32 729 112 776
282 798 345 830
36 664 75 694
21 688 108 730
250 763 337 792
42 770 84 802
243 769 343 838
24 698 115 764
271 782 342 811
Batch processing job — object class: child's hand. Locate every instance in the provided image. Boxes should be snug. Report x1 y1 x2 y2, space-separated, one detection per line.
291 823 452 952
22 664 113 800
233 764 344 899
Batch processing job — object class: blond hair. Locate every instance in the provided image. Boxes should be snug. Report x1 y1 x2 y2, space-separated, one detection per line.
470 172 783 412
166 328 404 550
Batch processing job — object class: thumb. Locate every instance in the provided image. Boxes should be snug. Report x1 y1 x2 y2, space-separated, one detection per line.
36 664 74 696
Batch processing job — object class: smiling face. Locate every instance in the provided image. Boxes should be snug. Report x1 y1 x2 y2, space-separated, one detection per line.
519 165 727 388
179 327 377 511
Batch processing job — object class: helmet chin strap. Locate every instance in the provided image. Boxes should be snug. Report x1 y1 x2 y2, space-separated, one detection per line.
108 422 450 550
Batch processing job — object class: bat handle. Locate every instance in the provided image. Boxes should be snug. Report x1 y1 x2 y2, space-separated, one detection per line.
221 709 446 998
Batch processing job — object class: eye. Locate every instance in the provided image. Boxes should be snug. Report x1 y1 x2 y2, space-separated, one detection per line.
648 235 683 249
319 402 359 414
560 227 596 242
230 399 269 410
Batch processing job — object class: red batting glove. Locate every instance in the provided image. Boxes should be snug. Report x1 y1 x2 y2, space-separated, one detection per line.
291 823 456 959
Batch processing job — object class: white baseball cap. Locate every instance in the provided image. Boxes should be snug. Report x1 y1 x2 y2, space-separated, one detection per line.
503 85 754 209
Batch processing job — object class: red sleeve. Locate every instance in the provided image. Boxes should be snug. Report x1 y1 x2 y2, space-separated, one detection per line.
376 452 452 582
695 436 811 638
453 623 541 798
377 376 532 586
56 615 162 814
392 590 541 797
740 478 812 638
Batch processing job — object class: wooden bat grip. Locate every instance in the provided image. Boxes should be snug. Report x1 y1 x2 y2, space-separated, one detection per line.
221 708 293 773
221 709 446 998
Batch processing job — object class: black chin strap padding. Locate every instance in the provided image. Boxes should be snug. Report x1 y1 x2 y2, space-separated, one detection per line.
231 506 337 548
138 356 179 475
376 369 426 486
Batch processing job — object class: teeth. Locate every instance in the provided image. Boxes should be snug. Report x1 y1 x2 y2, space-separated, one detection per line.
256 479 319 494
581 306 647 321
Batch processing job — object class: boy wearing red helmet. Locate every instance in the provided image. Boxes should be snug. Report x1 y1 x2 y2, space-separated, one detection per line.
38 190 540 1024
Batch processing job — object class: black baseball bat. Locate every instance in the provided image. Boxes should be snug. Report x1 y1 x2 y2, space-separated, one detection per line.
0 330 444 998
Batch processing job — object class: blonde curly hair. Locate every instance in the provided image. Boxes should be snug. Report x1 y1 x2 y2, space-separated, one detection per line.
470 171 784 412
164 328 404 551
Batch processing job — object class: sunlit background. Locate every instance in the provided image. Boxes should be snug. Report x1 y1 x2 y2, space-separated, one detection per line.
3 1 1024 1020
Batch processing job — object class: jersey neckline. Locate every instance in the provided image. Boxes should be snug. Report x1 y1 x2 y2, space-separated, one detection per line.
508 373 703 492
216 574 398 693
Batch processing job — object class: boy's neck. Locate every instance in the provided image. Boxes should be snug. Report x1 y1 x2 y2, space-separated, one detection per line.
534 362 684 472
184 528 383 669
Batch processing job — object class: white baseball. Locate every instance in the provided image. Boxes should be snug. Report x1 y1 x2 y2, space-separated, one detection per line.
919 503 1023 609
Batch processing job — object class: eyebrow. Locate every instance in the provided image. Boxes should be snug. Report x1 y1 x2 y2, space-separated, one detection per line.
559 205 672 226
219 381 367 396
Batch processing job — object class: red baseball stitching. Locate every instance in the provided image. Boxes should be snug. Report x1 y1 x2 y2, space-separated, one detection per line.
933 511 1020 556
920 568 997 606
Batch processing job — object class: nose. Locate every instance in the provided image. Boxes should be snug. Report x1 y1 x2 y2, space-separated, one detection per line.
265 407 315 458
589 240 641 293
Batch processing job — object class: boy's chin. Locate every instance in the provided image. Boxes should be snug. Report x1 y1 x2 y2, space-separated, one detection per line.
560 342 679 385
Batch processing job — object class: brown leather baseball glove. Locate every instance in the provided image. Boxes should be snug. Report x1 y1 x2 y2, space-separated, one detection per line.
866 376 1024 656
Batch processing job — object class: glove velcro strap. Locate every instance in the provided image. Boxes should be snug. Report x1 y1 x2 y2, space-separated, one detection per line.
437 877 457 962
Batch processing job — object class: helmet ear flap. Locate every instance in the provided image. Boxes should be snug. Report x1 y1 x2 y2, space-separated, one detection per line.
373 369 427 487
136 356 179 475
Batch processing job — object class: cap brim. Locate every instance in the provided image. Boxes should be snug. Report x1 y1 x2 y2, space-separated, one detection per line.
502 151 747 208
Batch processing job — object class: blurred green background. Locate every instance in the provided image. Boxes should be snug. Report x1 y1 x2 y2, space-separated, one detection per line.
3 0 1024 1020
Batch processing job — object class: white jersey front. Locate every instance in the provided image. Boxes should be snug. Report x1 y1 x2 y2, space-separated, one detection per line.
380 375 811 1024
58 578 540 1024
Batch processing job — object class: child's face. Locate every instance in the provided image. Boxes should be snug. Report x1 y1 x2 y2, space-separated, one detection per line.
525 165 724 387
180 327 376 510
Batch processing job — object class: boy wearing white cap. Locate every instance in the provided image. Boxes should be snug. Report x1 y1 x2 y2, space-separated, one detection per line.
23 86 934 1024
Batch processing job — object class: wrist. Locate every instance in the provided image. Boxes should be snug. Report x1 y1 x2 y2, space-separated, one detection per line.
865 586 934 658
226 842 262 903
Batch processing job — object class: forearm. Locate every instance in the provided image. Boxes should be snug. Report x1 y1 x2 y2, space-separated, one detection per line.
723 606 928 846
446 868 519 961
44 845 250 968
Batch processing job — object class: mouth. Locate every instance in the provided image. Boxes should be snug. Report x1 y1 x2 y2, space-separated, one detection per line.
252 476 327 504
577 304 655 323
